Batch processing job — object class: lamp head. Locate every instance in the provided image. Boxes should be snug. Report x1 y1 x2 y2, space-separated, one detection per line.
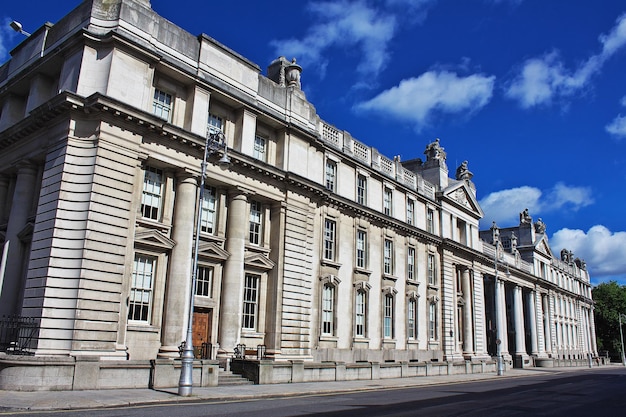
218 152 231 170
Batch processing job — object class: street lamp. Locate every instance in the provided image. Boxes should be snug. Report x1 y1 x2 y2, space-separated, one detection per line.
491 222 505 376
619 313 626 366
178 130 230 397
10 20 31 36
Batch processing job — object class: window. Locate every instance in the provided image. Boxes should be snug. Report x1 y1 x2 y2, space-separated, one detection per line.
322 284 335 335
128 255 156 323
242 274 260 330
383 187 392 216
427 209 435 234
383 239 393 275
324 219 336 261
208 113 223 134
406 199 415 225
356 174 367 205
195 266 213 297
355 289 366 337
428 253 437 285
152 89 172 121
253 135 266 161
249 201 262 245
408 298 418 339
407 247 416 281
200 186 217 234
325 159 337 192
141 166 164 220
356 230 367 269
383 294 394 339
429 303 437 340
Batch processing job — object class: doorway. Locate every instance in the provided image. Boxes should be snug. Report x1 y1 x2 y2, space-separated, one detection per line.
192 308 212 359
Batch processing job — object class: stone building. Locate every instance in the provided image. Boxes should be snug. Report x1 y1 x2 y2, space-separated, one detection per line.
0 0 596 389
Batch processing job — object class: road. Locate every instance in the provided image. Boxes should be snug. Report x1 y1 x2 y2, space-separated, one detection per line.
5 368 626 417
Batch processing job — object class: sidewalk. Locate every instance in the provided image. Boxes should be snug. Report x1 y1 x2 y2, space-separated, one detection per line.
0 365 610 412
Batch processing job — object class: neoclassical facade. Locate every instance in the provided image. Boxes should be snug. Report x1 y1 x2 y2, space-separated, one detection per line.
0 0 596 386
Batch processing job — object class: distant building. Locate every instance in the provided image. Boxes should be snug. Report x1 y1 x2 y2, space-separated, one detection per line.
0 0 596 390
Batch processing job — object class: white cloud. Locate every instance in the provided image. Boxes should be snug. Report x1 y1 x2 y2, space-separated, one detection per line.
0 17 17 63
270 0 435 80
479 183 593 226
606 95 626 139
355 70 495 130
505 14 626 108
550 226 626 277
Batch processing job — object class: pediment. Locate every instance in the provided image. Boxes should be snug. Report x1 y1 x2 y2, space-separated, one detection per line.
244 252 275 271
135 229 176 251
535 235 554 258
197 241 230 262
441 182 484 218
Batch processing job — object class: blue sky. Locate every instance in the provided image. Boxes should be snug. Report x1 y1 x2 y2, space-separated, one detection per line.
2 0 626 285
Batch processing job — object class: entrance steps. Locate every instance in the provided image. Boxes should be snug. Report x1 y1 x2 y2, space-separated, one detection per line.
218 369 254 386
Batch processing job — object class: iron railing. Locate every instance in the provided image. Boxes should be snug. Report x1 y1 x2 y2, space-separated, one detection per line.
0 315 37 355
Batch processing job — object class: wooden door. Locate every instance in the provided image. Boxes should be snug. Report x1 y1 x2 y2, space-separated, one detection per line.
192 309 212 358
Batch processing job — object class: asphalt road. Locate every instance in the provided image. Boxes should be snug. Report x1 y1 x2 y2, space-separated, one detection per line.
5 368 626 417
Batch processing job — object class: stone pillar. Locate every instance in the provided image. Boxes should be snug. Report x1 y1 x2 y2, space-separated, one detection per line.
0 164 38 316
527 290 539 355
543 294 552 354
159 173 197 357
218 190 248 354
0 176 9 224
513 286 526 355
495 279 508 355
589 308 598 355
461 268 474 355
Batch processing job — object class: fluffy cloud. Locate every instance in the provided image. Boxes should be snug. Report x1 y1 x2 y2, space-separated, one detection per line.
550 226 626 277
479 183 593 226
605 96 626 139
355 70 495 130
505 14 626 108
0 17 17 63
270 0 434 79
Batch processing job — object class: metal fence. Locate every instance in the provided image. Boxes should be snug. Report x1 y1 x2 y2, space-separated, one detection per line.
0 315 37 355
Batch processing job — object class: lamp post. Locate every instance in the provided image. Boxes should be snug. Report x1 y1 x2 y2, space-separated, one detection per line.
10 21 31 36
491 222 504 376
619 313 626 366
178 130 230 397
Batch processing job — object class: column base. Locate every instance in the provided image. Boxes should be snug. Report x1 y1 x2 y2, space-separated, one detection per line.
158 345 181 359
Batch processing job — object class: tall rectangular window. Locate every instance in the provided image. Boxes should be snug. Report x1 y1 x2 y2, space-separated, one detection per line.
406 199 415 225
242 274 259 330
152 89 172 121
428 253 437 285
195 266 213 297
429 303 437 340
253 135 266 161
249 201 262 245
407 247 416 281
324 219 336 261
325 159 337 192
128 255 155 323
384 239 393 275
208 113 223 134
200 186 217 234
356 230 367 269
383 187 392 216
322 284 335 335
383 294 394 339
427 209 435 233
408 298 417 339
141 167 163 220
356 174 367 205
355 289 366 337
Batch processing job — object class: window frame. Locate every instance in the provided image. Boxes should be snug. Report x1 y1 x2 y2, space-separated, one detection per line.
355 229 367 269
195 265 213 297
383 187 393 216
253 135 267 162
383 293 394 339
323 218 337 261
407 246 416 281
355 288 367 338
429 302 438 340
321 283 336 336
141 166 164 221
242 273 260 330
152 88 173 122
128 254 156 324
407 297 418 340
356 174 367 205
325 159 337 192
428 253 437 286
249 200 263 246
200 186 217 234
383 239 394 276
406 198 415 225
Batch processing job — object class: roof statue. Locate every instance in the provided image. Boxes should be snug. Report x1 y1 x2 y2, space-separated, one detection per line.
455 160 473 181
424 138 446 162
519 208 532 225
534 218 546 234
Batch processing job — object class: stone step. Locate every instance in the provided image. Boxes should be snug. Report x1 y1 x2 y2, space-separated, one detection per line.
218 369 254 386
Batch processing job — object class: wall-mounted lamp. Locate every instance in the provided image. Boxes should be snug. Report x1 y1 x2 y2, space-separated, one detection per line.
10 20 31 37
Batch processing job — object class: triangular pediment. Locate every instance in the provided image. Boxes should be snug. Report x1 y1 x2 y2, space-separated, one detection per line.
534 235 554 258
441 181 484 218
135 229 176 251
244 252 275 271
197 241 230 262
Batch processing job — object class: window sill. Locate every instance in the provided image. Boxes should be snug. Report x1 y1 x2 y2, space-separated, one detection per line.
127 324 160 333
241 331 265 339
383 274 398 282
353 267 372 276
321 259 342 269
406 279 420 286
319 335 338 342
136 218 172 234
352 337 370 343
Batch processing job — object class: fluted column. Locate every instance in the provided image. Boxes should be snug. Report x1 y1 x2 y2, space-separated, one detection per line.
159 173 197 357
218 190 248 354
543 294 552 353
495 279 508 355
0 164 38 316
461 268 474 354
527 290 538 355
589 308 598 355
513 286 526 355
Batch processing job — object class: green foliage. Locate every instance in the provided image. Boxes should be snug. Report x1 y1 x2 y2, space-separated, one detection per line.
592 281 626 359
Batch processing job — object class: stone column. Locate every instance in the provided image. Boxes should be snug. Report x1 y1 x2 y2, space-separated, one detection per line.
589 308 598 355
159 173 197 357
527 290 539 355
461 268 474 355
0 163 38 316
543 294 552 353
0 175 9 224
495 279 508 355
218 190 248 354
513 286 526 355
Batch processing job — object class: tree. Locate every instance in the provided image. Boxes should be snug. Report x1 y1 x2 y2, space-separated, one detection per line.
592 281 626 360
